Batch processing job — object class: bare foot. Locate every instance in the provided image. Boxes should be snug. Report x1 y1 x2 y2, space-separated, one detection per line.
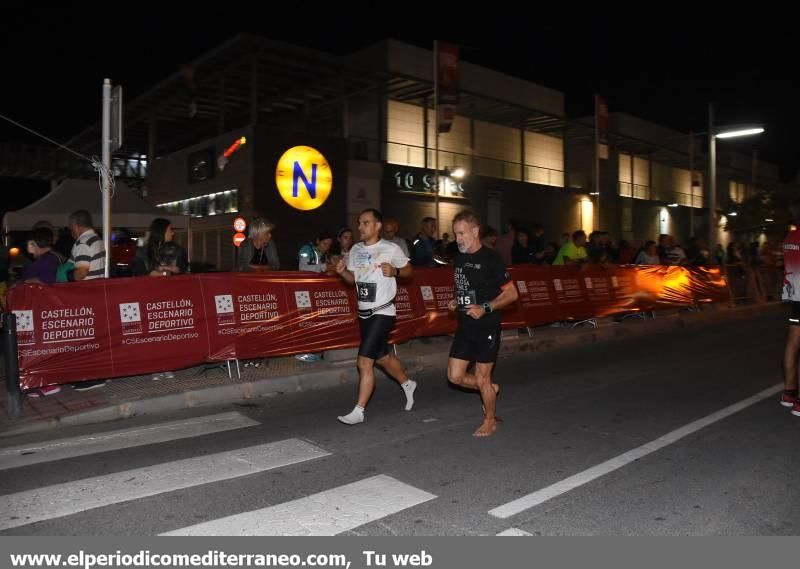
473 418 497 437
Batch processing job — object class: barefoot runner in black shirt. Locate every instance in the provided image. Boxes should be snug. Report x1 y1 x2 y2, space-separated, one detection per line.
447 211 518 437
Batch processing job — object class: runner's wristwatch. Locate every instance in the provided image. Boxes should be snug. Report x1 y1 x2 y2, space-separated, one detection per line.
482 302 492 314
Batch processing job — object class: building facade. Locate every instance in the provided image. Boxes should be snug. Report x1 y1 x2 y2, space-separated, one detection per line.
134 36 782 269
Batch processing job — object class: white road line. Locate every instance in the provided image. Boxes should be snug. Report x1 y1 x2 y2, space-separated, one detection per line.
489 384 783 519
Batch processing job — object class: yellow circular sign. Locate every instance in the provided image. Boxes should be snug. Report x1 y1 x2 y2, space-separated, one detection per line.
275 146 333 211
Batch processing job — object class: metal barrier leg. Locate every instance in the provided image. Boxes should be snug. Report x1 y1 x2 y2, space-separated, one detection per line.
226 360 232 379
235 359 241 379
3 313 21 419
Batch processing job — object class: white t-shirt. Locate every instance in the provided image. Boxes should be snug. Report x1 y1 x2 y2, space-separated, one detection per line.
387 236 410 258
348 239 409 317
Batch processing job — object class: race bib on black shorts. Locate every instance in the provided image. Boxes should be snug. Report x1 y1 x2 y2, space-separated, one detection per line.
356 281 377 303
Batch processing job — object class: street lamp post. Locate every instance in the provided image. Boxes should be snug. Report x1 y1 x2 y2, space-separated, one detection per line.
706 102 764 259
708 104 716 255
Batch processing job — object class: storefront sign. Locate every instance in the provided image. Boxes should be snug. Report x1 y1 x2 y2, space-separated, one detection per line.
391 168 465 198
276 146 333 211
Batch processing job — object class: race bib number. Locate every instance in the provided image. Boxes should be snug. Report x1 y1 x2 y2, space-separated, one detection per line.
356 282 377 302
457 289 477 307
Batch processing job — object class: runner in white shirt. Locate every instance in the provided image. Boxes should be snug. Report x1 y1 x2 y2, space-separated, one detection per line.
334 208 416 425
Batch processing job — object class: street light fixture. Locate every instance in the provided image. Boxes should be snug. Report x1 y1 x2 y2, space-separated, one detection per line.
715 127 765 139
708 104 764 255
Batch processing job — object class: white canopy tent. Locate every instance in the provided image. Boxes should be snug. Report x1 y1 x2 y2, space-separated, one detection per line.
3 179 190 231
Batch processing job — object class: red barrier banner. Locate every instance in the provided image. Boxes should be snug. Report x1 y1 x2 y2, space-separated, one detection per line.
107 276 209 376
504 265 729 325
199 273 299 360
278 274 361 355
407 269 459 337
199 272 362 360
389 281 429 344
504 266 559 327
6 266 729 390
631 265 729 310
9 280 113 389
505 265 595 326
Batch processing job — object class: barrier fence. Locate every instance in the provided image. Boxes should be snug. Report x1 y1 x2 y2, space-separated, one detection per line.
5 265 729 391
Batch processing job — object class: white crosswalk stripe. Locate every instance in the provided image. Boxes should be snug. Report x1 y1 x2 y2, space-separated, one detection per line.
0 412 260 471
0 438 329 531
496 528 533 536
1 412 439 536
161 474 437 536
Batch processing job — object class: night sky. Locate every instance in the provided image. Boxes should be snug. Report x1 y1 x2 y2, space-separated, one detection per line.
2 9 797 215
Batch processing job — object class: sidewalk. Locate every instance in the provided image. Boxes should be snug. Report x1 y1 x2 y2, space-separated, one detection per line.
0 302 782 438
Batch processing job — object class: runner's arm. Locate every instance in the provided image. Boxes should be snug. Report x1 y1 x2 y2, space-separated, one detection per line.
336 258 355 284
488 281 519 312
390 246 412 279
380 261 412 278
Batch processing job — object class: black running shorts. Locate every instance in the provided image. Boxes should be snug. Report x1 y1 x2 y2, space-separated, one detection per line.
449 323 502 363
358 314 395 360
